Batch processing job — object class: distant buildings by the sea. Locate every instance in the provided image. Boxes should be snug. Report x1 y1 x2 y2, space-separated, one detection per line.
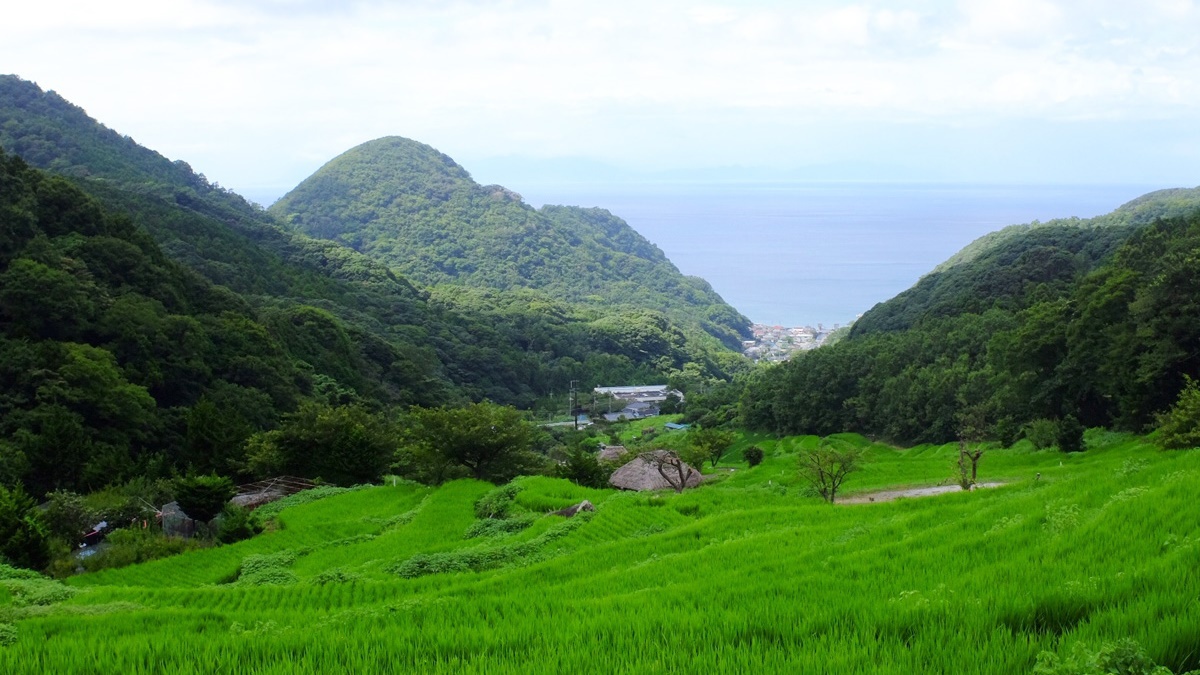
743 323 847 361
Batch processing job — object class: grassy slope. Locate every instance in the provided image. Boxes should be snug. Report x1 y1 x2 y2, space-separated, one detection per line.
3 433 1198 674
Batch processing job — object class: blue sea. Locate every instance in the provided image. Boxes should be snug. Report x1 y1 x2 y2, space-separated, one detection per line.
520 182 1160 327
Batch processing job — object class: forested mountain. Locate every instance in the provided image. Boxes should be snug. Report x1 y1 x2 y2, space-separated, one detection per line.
851 188 1200 336
0 75 753 500
743 187 1200 444
0 75 747 406
269 137 751 349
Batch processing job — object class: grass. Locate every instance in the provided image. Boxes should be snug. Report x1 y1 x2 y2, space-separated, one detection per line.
2 432 1198 673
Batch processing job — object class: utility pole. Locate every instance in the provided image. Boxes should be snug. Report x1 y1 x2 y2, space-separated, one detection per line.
569 380 579 431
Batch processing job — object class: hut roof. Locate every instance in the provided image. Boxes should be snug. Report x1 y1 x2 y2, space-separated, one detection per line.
608 451 703 491
597 445 629 462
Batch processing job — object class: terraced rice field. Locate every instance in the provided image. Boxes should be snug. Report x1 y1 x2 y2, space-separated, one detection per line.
2 432 1197 673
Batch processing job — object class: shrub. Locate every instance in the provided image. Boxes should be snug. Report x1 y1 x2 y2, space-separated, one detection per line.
553 446 611 489
1023 419 1060 450
41 490 96 546
743 446 765 467
474 484 522 520
236 550 298 586
175 474 236 530
0 623 15 647
81 528 202 572
1156 376 1200 449
1057 416 1086 453
216 504 263 544
0 485 50 571
464 513 537 539
1033 638 1171 675
309 568 360 585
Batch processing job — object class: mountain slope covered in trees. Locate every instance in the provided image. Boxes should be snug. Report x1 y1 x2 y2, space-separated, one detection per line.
743 187 1200 444
0 76 748 413
0 74 757 504
269 136 751 350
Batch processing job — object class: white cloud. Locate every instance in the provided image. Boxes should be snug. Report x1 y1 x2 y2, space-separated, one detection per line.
1 0 1198 191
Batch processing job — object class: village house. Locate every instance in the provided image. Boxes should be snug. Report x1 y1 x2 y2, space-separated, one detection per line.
594 384 684 422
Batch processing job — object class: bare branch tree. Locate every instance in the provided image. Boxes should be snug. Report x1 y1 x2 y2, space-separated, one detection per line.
638 450 701 494
798 442 863 504
955 406 987 490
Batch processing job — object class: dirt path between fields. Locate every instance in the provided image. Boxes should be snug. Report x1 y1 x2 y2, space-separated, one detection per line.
839 482 1006 504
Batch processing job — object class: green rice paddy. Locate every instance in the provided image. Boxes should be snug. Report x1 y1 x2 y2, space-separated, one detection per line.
2 432 1197 673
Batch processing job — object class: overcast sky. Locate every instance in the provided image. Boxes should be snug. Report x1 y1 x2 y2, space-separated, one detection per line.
4 0 1199 203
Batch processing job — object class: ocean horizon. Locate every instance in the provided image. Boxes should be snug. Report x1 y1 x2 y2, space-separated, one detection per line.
517 181 1164 328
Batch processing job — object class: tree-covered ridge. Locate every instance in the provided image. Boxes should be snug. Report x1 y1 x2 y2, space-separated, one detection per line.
0 75 746 409
0 150 302 493
851 186 1200 336
744 194 1200 445
269 136 752 348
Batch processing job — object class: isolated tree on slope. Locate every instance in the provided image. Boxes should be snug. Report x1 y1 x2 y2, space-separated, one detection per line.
798 440 863 504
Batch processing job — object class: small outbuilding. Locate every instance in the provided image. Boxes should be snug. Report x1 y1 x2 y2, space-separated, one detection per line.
597 445 629 463
609 451 703 492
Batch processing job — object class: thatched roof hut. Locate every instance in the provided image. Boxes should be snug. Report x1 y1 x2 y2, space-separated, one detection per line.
597 445 629 463
609 451 703 491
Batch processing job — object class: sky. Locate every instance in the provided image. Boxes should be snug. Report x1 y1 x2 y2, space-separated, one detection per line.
3 0 1200 204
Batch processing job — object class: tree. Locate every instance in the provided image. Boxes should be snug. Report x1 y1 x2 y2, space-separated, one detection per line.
742 445 764 467
955 407 987 489
637 446 707 493
0 484 51 569
399 402 540 484
1155 376 1200 449
1057 415 1086 453
246 402 394 486
554 446 610 489
174 474 235 536
688 427 736 469
798 441 863 504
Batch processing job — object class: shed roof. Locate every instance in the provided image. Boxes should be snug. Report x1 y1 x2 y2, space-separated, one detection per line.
608 451 703 491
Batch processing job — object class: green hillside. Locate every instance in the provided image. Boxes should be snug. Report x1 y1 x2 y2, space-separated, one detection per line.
744 188 1200 444
2 433 1197 673
852 186 1200 336
269 136 751 349
0 76 748 408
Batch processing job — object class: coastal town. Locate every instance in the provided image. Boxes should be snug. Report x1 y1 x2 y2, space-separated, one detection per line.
741 322 849 362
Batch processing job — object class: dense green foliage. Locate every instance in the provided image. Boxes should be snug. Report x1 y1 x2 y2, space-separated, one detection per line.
173 475 235 525
245 403 395 486
0 434 1196 673
396 402 545 484
270 136 750 351
0 75 752 515
1155 377 1200 450
744 191 1200 445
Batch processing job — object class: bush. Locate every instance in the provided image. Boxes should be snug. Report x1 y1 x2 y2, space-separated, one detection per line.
1024 418 1060 450
216 504 263 544
474 484 522 520
463 513 537 539
0 623 16 646
175 474 236 528
743 446 765 467
1156 376 1200 449
80 528 202 572
237 550 298 586
41 490 96 546
0 485 50 571
553 446 611 489
1057 416 1086 453
1033 638 1172 675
